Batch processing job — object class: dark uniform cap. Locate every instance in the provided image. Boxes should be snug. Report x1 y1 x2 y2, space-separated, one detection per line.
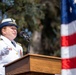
0 18 18 29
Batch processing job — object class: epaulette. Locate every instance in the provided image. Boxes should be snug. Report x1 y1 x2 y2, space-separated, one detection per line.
0 38 3 40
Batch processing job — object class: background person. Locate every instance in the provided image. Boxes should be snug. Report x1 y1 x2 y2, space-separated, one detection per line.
0 18 23 75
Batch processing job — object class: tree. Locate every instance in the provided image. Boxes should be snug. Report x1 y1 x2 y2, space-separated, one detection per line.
0 0 60 56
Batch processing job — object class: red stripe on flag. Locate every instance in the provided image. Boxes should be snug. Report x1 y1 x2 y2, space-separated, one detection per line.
61 33 76 46
62 57 76 69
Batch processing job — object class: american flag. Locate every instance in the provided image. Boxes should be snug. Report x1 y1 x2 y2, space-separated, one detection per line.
61 0 76 75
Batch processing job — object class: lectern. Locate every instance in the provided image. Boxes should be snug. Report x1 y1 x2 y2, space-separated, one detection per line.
4 54 61 75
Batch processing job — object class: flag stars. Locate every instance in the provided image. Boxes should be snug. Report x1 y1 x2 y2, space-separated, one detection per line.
70 7 72 13
73 0 76 4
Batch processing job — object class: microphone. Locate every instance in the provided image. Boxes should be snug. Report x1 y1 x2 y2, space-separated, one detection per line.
20 31 30 42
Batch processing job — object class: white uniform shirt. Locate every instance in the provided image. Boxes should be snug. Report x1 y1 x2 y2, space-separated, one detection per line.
0 35 23 75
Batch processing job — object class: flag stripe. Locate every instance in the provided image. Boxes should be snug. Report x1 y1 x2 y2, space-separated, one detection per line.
61 33 76 46
62 57 76 69
61 20 76 36
62 69 76 75
61 45 76 58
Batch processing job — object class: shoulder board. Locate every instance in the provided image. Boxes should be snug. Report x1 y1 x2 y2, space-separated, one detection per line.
0 38 3 41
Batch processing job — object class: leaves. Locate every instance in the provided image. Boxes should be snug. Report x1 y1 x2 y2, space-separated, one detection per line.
0 0 60 57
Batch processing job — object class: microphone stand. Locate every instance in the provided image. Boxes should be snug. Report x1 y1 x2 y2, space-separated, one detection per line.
20 30 32 54
23 34 31 54
27 41 30 54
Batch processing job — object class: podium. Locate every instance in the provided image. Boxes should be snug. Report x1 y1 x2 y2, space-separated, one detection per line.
4 54 61 75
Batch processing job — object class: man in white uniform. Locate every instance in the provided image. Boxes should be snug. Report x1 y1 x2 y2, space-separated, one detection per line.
0 18 23 75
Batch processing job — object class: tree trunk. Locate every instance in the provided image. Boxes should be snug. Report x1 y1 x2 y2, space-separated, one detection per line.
29 31 42 54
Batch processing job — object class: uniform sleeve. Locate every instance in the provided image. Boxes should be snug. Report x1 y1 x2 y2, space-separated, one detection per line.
17 43 23 57
20 46 23 57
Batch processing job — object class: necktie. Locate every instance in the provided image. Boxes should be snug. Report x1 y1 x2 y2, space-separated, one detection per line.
11 41 16 47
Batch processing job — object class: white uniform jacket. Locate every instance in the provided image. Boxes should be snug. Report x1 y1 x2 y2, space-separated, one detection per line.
0 35 23 75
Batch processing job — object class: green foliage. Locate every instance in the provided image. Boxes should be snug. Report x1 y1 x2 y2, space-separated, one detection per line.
0 0 61 57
